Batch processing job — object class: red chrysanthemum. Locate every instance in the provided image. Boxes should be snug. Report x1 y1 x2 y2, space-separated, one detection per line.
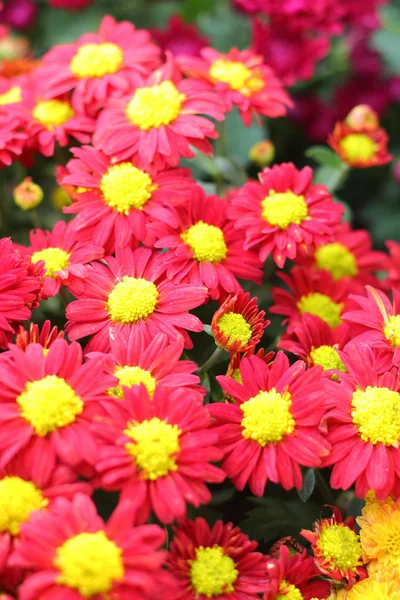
66 246 208 353
385 240 400 291
62 145 193 250
10 493 168 600
0 111 27 167
93 57 226 171
167 517 267 599
328 121 392 168
177 47 291 126
228 163 343 267
92 385 225 524
209 352 330 495
15 320 64 352
151 15 209 58
150 186 263 300
49 0 93 9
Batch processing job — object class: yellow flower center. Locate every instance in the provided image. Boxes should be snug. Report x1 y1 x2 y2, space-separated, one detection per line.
261 190 308 229
100 163 157 215
55 531 124 597
209 59 264 96
181 221 228 263
107 276 159 325
320 525 362 571
31 247 70 278
108 365 156 399
352 386 400 446
297 293 343 329
241 388 295 446
124 417 181 480
0 85 21 106
217 313 252 348
16 375 83 437
340 133 377 163
310 345 347 373
32 100 75 130
126 81 185 130
315 242 358 280
277 581 304 600
0 476 48 536
384 315 400 349
190 546 238 598
69 42 123 78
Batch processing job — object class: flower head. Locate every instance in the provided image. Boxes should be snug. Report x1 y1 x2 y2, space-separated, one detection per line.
336 575 400 600
328 121 392 168
0 112 27 167
151 15 209 58
13 177 43 210
15 320 64 352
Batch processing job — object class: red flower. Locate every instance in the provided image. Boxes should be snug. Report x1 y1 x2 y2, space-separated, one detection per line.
167 517 267 599
328 121 392 168
66 247 208 353
0 112 27 167
210 352 330 495
228 163 343 267
49 0 93 8
385 240 400 291
92 385 225 524
151 15 209 58
15 320 64 352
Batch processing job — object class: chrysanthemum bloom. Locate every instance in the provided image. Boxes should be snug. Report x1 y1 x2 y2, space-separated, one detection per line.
177 47 291 126
66 247 208 353
15 320 64 352
38 15 161 115
11 493 167 600
93 57 226 170
210 352 330 495
61 145 193 250
271 266 350 334
167 517 267 599
301 507 367 585
263 546 331 600
150 187 263 300
87 328 204 403
336 576 400 600
0 112 27 167
211 290 268 354
228 163 343 267
0 339 116 470
151 15 209 58
92 385 225 524
323 345 400 499
49 0 93 9
328 121 392 168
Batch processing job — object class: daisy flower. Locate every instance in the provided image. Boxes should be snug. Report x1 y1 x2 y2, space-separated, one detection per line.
228 163 343 267
93 57 226 171
177 47 292 126
336 575 400 600
92 385 225 524
0 112 27 167
328 120 392 168
61 145 193 250
210 352 330 495
10 493 167 600
167 517 267 599
15 320 64 352
66 246 208 353
150 186 263 300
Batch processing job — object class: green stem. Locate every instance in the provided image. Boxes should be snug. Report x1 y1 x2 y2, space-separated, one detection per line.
199 346 225 375
326 163 350 194
315 470 336 505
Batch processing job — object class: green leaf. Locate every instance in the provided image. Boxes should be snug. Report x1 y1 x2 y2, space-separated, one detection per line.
297 469 316 503
305 146 342 168
372 29 400 74
181 0 215 22
223 109 265 164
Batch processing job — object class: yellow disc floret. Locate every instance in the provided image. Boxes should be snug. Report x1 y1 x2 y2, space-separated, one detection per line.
209 59 264 96
310 345 347 373
190 546 238 598
0 85 21 106
261 190 308 229
340 133 377 163
277 581 304 600
17 375 83 437
217 313 252 347
351 386 400 446
107 276 159 324
384 315 400 349
181 221 228 263
124 417 181 480
297 293 343 329
126 81 185 130
109 365 157 399
0 476 48 535
70 43 123 78
319 524 363 572
33 100 74 130
31 247 70 278
55 530 124 597
315 242 358 280
100 163 157 214
241 388 295 446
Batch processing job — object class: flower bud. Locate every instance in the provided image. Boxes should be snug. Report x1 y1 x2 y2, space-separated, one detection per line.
13 177 43 210
50 186 72 210
345 104 379 131
249 139 275 167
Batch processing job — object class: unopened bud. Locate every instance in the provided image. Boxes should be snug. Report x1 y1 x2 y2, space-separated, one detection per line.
346 104 379 131
50 186 72 210
249 140 275 167
13 177 43 210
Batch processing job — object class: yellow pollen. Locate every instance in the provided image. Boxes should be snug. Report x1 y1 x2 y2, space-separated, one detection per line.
107 276 159 325
297 293 343 329
124 417 181 480
190 546 238 598
55 530 124 597
126 81 185 130
209 59 264 96
181 221 227 263
351 386 400 446
108 365 156 399
70 42 123 78
0 85 21 106
0 476 48 536
320 525 362 571
310 345 347 372
277 581 304 600
315 242 358 280
100 163 157 215
384 315 400 349
241 388 295 446
32 100 74 130
261 190 308 229
340 133 377 163
31 247 70 278
217 312 252 348
16 375 83 437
